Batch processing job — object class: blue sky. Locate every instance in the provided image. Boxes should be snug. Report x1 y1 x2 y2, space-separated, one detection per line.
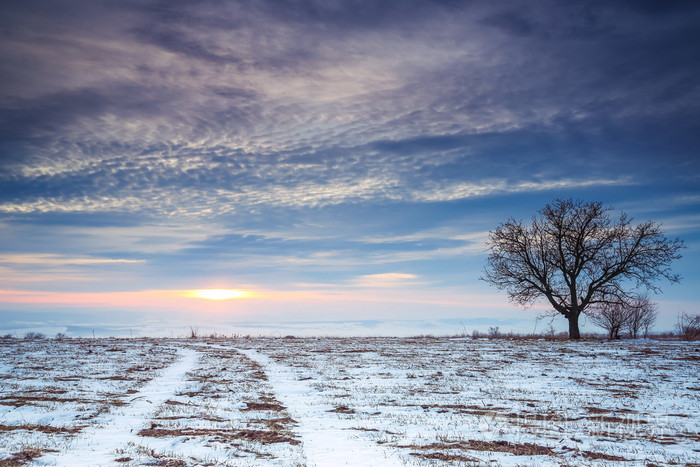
1 0 698 336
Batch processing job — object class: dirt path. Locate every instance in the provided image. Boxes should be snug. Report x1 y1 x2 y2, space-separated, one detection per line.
237 348 403 467
40 347 200 466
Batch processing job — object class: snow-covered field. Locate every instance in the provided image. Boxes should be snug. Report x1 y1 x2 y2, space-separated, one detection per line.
0 337 698 466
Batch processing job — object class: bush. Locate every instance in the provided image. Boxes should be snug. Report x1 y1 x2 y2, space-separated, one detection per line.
24 331 46 339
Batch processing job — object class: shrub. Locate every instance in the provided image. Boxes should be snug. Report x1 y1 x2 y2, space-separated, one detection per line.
24 331 46 339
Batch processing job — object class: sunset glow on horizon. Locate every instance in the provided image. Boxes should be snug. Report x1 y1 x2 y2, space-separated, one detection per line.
189 289 249 300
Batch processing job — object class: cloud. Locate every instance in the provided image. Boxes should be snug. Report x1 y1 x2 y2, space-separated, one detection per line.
411 178 634 202
2 0 698 216
0 252 146 287
351 273 421 288
0 254 144 266
0 172 634 216
3 1 694 161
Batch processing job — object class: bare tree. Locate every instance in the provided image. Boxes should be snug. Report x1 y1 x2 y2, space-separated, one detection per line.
676 312 700 340
589 302 632 339
625 296 657 338
483 199 684 339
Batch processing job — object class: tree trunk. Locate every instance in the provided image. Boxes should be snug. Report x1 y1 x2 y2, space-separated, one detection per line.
567 313 581 339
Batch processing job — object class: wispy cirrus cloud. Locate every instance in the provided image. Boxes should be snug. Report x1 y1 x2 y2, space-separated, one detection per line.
0 253 143 266
0 175 633 216
350 273 422 288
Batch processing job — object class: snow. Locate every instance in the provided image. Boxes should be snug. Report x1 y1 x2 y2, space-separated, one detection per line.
1 337 698 466
36 348 199 466
238 347 403 466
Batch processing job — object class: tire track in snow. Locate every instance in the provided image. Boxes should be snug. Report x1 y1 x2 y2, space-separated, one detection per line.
237 348 403 467
39 347 200 466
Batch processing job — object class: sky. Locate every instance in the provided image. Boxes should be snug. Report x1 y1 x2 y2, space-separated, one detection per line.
1 0 699 337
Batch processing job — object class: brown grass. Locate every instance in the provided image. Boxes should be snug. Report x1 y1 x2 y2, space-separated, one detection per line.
0 394 125 408
0 395 87 407
0 448 46 467
247 370 268 381
408 440 556 456
235 429 300 445
138 426 299 445
163 399 188 406
581 450 628 461
328 405 356 414
589 415 648 425
467 440 555 456
137 427 216 438
0 423 82 434
410 451 481 462
248 416 297 431
242 401 286 412
144 460 185 467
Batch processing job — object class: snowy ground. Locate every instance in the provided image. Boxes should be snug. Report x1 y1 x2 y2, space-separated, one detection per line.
0 337 698 466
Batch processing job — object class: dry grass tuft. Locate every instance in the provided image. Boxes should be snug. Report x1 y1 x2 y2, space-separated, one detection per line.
248 370 268 381
0 395 86 407
234 429 300 445
466 440 555 456
581 450 628 461
328 405 356 414
242 401 286 412
408 440 556 457
589 415 647 425
163 399 188 406
138 426 300 445
248 416 297 431
144 459 186 467
0 448 45 467
410 451 481 462
0 423 82 434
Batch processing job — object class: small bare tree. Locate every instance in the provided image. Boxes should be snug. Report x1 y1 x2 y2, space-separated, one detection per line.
589 302 632 339
625 296 657 338
676 312 700 340
483 199 684 339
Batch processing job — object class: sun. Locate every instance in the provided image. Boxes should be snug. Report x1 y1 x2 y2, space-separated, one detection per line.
191 289 246 300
